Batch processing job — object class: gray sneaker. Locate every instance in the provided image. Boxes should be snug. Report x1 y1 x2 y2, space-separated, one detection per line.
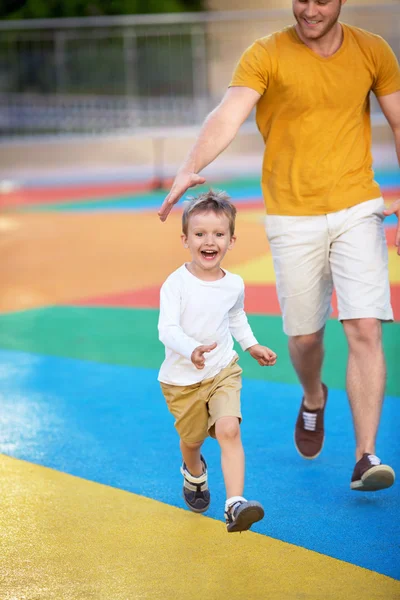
225 497 264 533
180 455 210 513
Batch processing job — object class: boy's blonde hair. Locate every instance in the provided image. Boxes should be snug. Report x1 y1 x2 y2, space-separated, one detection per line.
182 189 237 236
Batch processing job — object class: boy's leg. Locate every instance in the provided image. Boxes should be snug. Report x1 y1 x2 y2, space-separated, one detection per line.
180 439 203 477
209 362 264 532
215 416 244 498
180 442 210 514
160 381 211 511
215 416 264 533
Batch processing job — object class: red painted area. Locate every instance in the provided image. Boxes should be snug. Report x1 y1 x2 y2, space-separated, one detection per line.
1 180 398 210
73 287 161 309
243 285 280 314
70 282 399 321
386 226 398 246
0 179 165 208
383 188 400 201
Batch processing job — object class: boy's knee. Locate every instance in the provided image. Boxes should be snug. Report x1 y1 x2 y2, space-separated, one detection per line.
180 439 203 451
215 417 240 442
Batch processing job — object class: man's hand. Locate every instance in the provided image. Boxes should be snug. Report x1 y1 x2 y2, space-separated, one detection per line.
191 342 217 370
158 170 206 222
247 344 277 366
384 199 400 255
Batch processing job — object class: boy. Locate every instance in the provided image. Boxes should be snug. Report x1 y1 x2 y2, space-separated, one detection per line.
158 190 277 533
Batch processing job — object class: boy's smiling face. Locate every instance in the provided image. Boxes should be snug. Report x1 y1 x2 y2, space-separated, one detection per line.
182 209 236 280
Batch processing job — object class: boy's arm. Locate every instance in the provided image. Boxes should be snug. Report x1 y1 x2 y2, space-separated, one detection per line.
158 280 202 360
229 285 277 366
228 286 259 351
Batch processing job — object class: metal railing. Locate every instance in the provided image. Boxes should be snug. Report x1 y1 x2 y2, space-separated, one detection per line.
0 5 398 137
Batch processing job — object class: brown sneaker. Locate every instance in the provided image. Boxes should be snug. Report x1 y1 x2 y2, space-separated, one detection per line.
350 454 395 491
294 383 328 459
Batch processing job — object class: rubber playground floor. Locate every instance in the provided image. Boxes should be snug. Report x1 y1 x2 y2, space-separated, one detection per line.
0 172 399 599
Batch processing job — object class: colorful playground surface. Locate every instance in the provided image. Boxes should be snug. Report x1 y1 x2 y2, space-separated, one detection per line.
0 171 399 599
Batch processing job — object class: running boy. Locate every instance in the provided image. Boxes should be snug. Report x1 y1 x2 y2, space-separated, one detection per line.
158 190 277 533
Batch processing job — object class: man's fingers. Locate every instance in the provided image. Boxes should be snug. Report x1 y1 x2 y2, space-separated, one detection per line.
383 199 400 217
158 174 207 222
158 190 183 221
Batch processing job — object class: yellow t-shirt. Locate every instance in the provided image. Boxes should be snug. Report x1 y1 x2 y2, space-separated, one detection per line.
229 24 400 215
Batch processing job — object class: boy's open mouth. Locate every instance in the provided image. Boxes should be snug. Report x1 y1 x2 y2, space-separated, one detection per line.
201 250 218 259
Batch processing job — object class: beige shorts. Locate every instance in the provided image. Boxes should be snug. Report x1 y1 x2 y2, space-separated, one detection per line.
160 357 242 444
265 197 393 336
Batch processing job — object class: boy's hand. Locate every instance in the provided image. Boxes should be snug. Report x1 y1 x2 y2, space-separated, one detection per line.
191 342 217 369
247 344 277 366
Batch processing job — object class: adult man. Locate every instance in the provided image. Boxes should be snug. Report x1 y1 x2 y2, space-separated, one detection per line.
158 0 400 491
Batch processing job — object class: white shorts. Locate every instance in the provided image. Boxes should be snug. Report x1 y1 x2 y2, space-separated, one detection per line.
265 197 393 336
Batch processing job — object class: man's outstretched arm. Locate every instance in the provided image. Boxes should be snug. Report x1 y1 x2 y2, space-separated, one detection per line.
158 86 261 222
379 91 400 254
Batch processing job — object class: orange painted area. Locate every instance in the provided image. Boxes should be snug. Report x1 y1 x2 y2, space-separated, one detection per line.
0 209 269 314
0 202 398 317
0 211 183 313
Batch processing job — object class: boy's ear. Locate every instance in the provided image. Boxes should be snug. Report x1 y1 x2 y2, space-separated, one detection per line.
228 235 236 250
181 234 188 248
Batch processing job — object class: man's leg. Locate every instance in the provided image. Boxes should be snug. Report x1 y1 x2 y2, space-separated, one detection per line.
342 318 385 461
329 198 395 490
290 328 329 459
288 327 325 410
264 213 332 460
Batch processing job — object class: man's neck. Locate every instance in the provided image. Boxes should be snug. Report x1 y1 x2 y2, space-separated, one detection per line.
295 22 344 58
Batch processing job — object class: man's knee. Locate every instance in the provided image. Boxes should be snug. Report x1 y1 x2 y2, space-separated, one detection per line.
289 328 324 353
343 318 382 348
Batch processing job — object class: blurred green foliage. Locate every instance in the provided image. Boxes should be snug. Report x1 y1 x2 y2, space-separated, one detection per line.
2 0 204 19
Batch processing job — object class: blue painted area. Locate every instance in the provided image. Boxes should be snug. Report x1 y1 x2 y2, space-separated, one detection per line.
53 190 263 213
0 349 399 579
45 192 400 225
375 170 400 188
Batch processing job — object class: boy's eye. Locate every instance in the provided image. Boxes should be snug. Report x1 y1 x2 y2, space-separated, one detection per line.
216 233 224 237
195 232 203 237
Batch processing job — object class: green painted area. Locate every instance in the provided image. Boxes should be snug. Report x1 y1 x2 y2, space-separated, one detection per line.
12 177 262 213
20 192 165 213
11 170 399 213
0 307 398 396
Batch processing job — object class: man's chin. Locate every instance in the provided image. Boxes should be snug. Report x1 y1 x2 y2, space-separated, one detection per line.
298 22 327 40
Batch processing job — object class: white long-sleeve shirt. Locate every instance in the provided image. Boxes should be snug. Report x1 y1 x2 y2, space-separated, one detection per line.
158 264 258 385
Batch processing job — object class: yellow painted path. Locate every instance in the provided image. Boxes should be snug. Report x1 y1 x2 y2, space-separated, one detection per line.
1 454 398 600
